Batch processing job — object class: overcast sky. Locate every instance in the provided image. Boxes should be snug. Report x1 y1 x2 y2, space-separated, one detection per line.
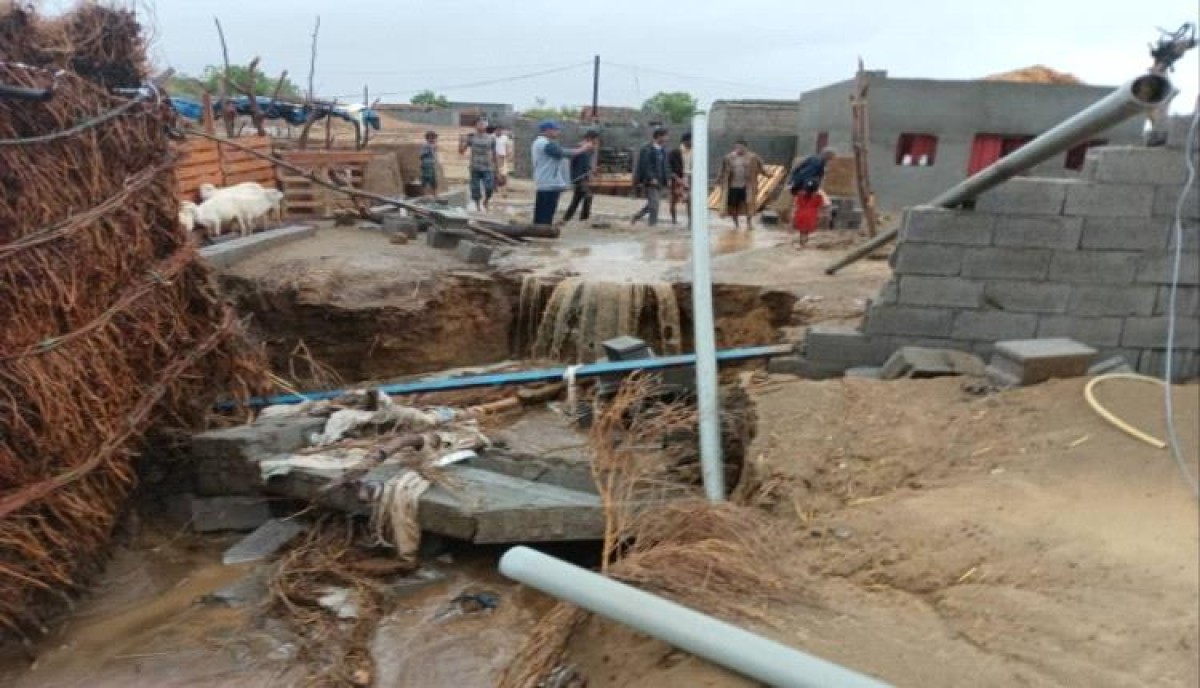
65 1 1200 113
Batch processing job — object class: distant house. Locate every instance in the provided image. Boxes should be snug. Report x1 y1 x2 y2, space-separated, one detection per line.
796 70 1144 209
447 101 514 127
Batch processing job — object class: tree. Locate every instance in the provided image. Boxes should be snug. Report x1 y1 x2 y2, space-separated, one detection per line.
521 98 580 122
411 90 449 107
168 65 301 99
642 91 697 124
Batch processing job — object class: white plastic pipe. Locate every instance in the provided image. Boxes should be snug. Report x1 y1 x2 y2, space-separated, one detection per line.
500 546 891 688
689 110 725 502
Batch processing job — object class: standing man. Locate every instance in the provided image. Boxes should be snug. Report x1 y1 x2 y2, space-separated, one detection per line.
667 132 692 226
459 118 497 211
789 147 836 194
531 120 593 227
563 129 600 224
494 125 513 196
717 139 765 230
419 130 440 197
632 127 670 226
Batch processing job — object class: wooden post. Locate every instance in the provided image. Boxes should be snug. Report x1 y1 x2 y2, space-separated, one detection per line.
213 17 237 138
851 58 879 238
201 92 215 134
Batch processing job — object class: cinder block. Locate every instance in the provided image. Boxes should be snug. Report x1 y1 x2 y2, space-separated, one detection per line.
766 354 848 379
382 214 419 239
1079 217 1170 251
189 495 272 533
975 178 1075 216
900 206 993 245
1156 286 1200 317
898 276 983 308
1037 316 1124 347
1166 223 1200 251
439 189 469 208
1122 317 1200 349
879 346 985 380
455 240 494 265
1154 184 1199 220
1048 250 1139 284
876 279 900 306
961 248 1052 280
1089 146 1188 186
1063 182 1153 217
988 338 1097 385
427 226 474 250
1138 349 1200 381
983 282 1070 314
1088 356 1135 376
951 311 1038 341
992 215 1082 250
861 305 956 338
1135 252 1200 285
1068 285 1157 317
893 243 964 276
803 325 895 365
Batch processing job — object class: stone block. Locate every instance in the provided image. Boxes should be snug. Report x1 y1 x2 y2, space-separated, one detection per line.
767 354 847 379
804 325 895 365
1138 349 1200 381
1154 184 1199 220
1122 317 1200 349
983 282 1070 314
992 215 1082 250
893 243 964 276
427 226 473 250
1048 250 1138 284
845 366 883 379
876 279 900 305
200 225 317 270
1063 182 1153 217
951 311 1038 341
223 518 308 565
898 276 983 308
879 346 985 380
988 338 1098 385
438 189 469 208
1156 286 1200 317
900 206 993 245
455 240 494 265
188 495 272 533
1089 146 1188 185
1088 356 1135 376
382 214 419 239
1166 223 1200 251
975 178 1075 215
1135 252 1200 285
862 305 955 338
1079 217 1170 251
1037 316 1124 347
1067 285 1157 317
961 248 1052 280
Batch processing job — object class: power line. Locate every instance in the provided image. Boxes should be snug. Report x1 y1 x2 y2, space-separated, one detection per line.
605 61 796 95
327 61 592 100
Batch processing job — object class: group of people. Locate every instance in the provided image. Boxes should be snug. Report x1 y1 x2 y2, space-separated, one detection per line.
423 118 839 244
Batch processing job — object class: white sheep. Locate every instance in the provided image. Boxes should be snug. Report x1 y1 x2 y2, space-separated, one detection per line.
199 182 284 227
179 200 197 232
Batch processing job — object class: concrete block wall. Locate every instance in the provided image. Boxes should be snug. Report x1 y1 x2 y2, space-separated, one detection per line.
848 145 1199 379
709 100 800 176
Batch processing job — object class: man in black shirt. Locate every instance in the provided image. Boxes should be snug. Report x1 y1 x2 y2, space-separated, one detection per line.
563 130 600 223
632 127 670 226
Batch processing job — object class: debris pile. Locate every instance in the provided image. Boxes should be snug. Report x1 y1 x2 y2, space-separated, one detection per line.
0 5 266 637
983 64 1083 84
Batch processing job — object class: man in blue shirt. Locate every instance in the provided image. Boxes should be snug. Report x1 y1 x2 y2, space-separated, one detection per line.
563 129 601 223
789 147 836 193
531 121 593 227
632 127 670 226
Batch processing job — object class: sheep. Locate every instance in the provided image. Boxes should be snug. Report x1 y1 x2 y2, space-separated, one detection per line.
179 200 196 232
198 181 266 201
198 182 284 227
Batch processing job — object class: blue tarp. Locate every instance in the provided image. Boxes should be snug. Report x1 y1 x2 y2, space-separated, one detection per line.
169 96 379 130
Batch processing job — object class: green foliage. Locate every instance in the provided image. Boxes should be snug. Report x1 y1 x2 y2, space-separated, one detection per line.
411 90 450 107
521 97 579 121
168 65 301 99
641 91 697 124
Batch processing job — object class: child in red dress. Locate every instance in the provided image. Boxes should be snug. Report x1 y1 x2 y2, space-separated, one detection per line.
791 178 825 247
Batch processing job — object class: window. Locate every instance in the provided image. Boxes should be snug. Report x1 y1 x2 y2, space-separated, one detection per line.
1064 139 1108 170
815 131 828 154
895 133 939 166
968 134 1035 174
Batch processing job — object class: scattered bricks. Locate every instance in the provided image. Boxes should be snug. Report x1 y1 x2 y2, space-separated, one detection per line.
766 354 848 380
898 276 983 308
427 226 473 250
1047 250 1139 284
1037 316 1124 347
803 325 896 365
1135 252 1200 285
223 518 308 565
188 495 272 533
455 240 494 265
1138 349 1200 381
1089 146 1188 186
1156 286 1200 317
1154 184 1199 220
861 305 956 338
983 282 1070 314
900 206 993 245
951 311 1038 341
987 338 1097 386
975 178 1075 216
1122 317 1200 349
893 243 964 276
961 248 1052 281
1079 217 1170 251
1088 356 1135 376
992 215 1082 250
1063 182 1153 217
1068 285 1158 317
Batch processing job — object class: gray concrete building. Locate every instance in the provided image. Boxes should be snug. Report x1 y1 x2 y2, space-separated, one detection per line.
709 99 799 176
796 72 1145 209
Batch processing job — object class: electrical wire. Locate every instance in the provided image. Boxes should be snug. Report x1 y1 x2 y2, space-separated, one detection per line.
1162 101 1200 500
605 61 796 95
326 61 591 100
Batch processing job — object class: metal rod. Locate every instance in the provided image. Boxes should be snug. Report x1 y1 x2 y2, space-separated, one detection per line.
689 110 725 502
591 55 600 124
219 343 793 410
500 547 891 688
825 73 1175 275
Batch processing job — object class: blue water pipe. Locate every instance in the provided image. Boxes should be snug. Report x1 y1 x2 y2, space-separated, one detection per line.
220 344 793 410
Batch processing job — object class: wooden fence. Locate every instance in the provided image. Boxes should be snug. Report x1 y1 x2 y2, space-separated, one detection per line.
175 136 276 201
276 150 374 218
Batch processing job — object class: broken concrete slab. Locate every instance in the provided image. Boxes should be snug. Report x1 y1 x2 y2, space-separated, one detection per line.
201 569 271 608
879 347 986 380
188 495 272 533
987 338 1098 387
223 518 308 565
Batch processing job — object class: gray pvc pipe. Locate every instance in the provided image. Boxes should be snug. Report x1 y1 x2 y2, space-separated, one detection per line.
825 73 1175 275
500 546 892 688
689 110 726 502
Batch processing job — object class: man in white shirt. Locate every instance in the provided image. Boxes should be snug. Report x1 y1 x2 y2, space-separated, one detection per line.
494 126 512 196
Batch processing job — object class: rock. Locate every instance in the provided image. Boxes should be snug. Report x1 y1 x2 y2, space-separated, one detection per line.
201 569 270 608
223 518 308 565
187 495 272 533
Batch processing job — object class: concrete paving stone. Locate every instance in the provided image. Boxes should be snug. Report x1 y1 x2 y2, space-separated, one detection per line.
1079 217 1170 251
189 495 272 533
900 206 994 245
1067 285 1158 317
1122 317 1200 349
992 215 1082 250
862 305 956 338
223 518 308 565
961 247 1052 281
893 243 965 276
983 281 1070 314
951 311 1038 341
1154 184 1199 220
1156 286 1200 317
1047 250 1139 284
1089 146 1189 186
990 337 1098 385
1135 252 1200 285
1036 316 1124 347
975 178 1075 216
898 275 984 308
1063 182 1154 217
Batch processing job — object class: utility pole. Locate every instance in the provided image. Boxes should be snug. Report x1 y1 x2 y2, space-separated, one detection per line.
591 55 600 124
